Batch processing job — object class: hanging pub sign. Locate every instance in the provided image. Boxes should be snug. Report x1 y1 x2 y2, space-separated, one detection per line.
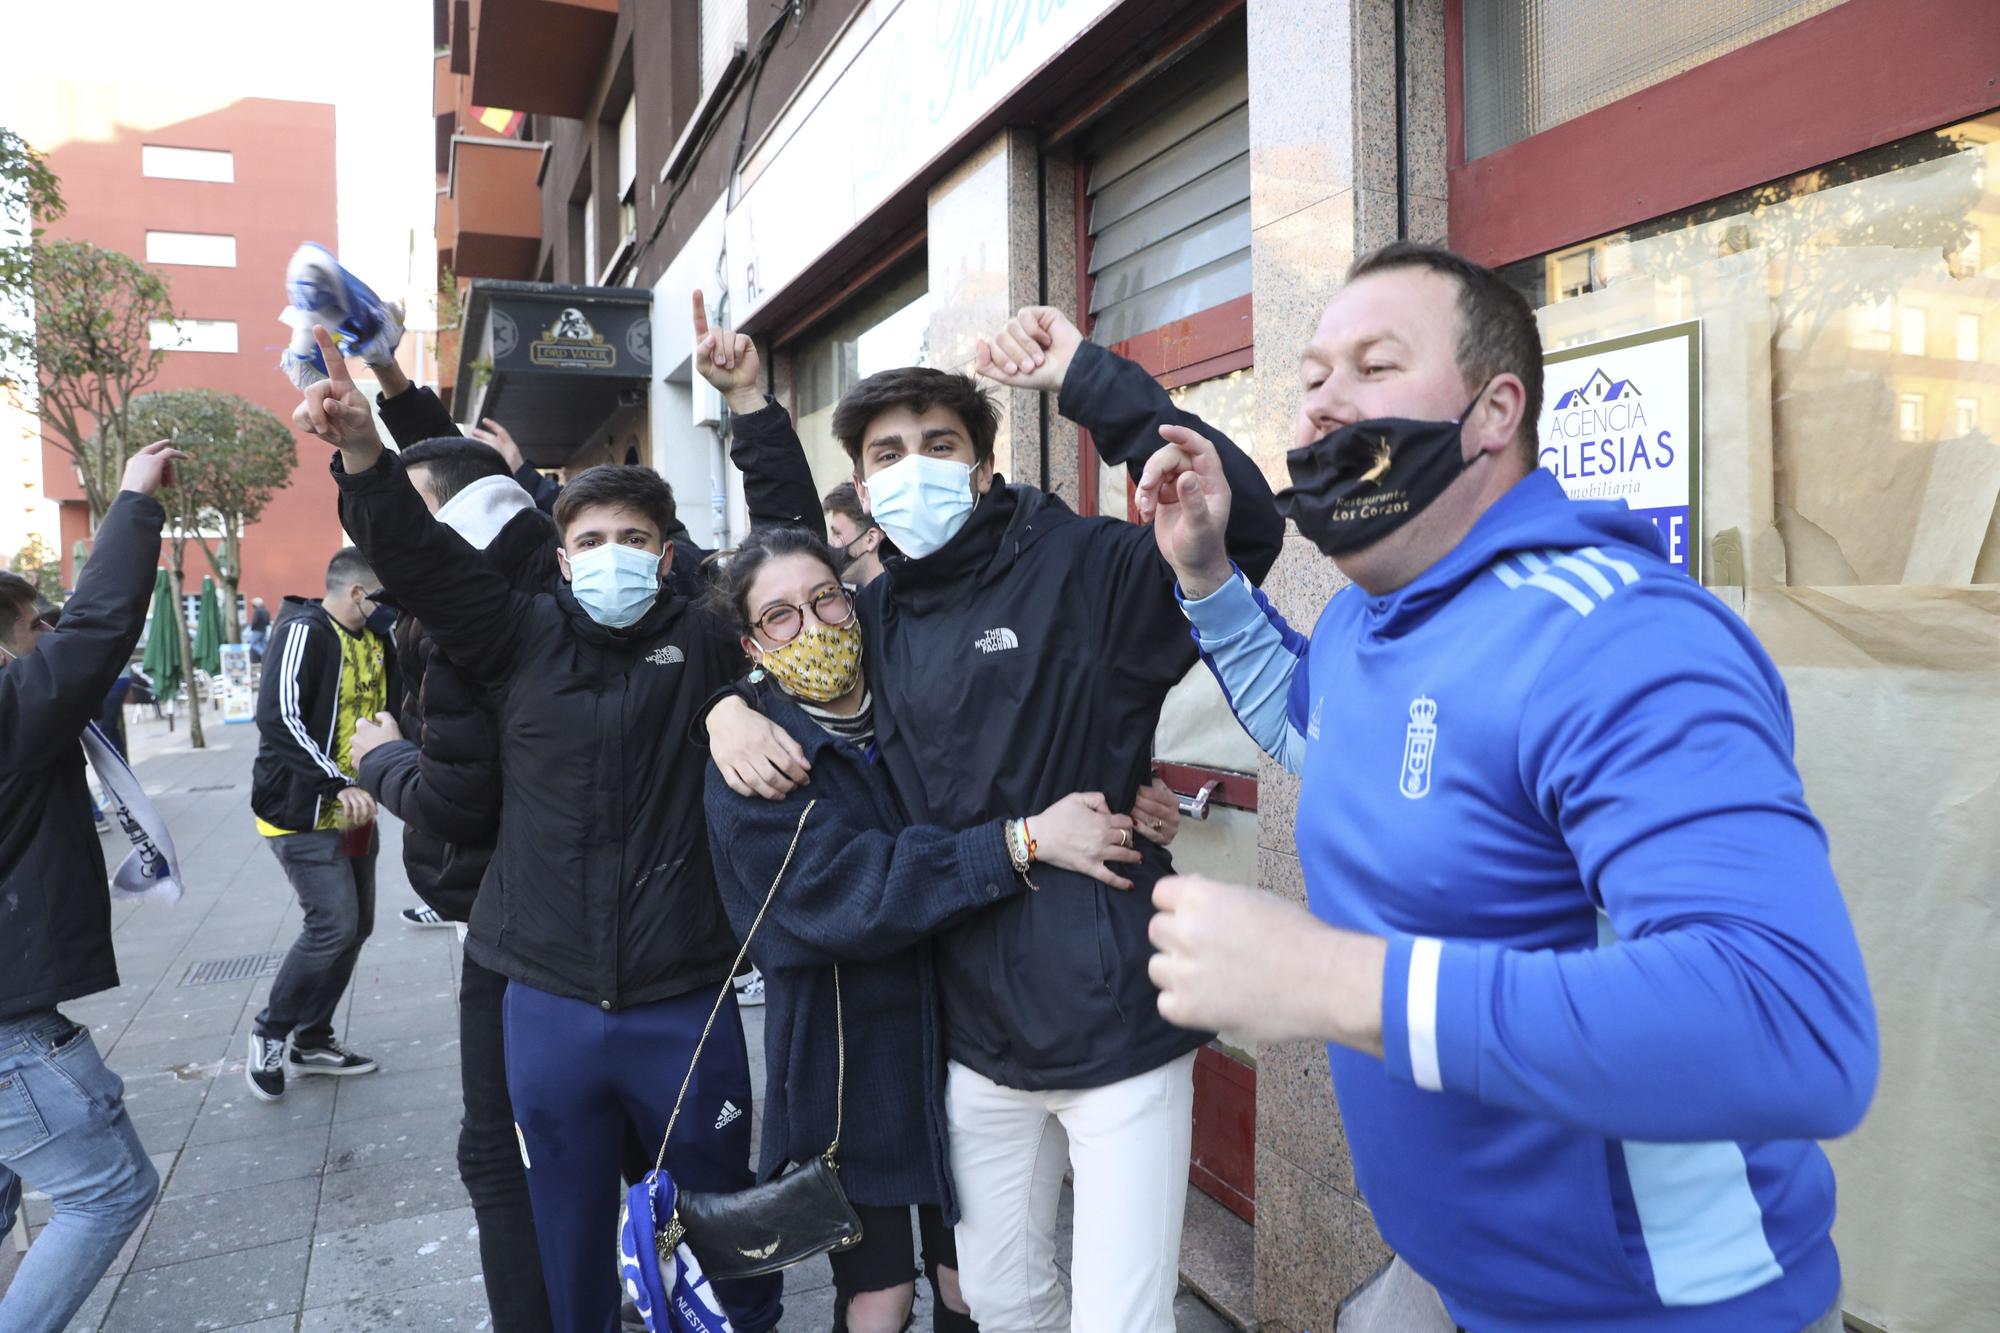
1537 320 1702 577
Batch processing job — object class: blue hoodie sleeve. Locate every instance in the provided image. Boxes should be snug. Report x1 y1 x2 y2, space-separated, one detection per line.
1378 582 1877 1143
1176 567 1310 773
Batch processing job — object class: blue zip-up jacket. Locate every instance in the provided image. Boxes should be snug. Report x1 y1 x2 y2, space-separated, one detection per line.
1183 469 1876 1333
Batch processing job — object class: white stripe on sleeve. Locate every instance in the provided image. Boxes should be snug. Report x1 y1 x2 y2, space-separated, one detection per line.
1407 936 1444 1092
279 624 346 782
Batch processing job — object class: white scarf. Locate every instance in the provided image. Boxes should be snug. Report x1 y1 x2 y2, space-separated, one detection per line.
81 722 184 904
436 474 536 550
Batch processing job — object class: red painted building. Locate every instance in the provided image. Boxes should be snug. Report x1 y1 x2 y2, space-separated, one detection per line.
39 96 345 611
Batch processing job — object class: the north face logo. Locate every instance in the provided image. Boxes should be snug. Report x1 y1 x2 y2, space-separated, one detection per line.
974 628 1019 654
647 645 685 667
714 1100 743 1130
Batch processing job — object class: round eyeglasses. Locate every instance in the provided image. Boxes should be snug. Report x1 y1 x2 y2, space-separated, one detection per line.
753 585 853 645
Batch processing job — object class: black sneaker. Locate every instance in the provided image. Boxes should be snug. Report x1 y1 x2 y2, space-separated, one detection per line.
246 1033 286 1102
400 905 453 928
288 1040 378 1077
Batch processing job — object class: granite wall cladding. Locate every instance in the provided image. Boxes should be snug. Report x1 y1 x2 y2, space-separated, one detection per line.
1246 1 1447 1329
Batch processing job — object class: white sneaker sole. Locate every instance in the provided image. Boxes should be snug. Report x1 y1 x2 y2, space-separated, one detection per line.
289 1060 379 1078
402 915 455 929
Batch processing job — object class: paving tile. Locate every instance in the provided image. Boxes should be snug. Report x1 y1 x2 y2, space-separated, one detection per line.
100 1235 309 1332
133 1175 321 1272
107 1030 236 1075
189 1077 338 1147
330 1063 463 1123
332 1029 462 1073
163 1126 329 1199
117 1003 249 1046
299 1274 490 1332
127 1105 203 1153
325 1108 461 1174
302 1205 481 1308
314 1153 469 1232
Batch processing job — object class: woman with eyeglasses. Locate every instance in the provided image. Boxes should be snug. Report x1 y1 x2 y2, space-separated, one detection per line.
700 527 1158 1333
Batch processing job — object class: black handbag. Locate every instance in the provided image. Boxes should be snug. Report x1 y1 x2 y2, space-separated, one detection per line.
646 799 865 1281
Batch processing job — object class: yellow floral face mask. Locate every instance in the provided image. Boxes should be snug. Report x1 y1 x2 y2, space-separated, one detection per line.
759 620 863 703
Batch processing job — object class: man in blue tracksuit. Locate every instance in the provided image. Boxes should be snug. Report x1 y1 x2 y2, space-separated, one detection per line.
1136 242 1877 1333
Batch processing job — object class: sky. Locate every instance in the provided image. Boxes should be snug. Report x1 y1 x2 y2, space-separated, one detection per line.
0 0 436 319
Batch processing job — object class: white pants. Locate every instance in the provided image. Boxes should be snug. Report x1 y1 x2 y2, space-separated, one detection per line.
946 1051 1197 1333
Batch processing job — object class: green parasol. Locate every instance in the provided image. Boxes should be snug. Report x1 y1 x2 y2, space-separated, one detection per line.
192 575 224 676
141 568 183 704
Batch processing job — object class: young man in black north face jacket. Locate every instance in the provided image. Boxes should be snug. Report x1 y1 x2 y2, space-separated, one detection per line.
0 442 182 1331
710 307 1284 1331
297 328 788 1333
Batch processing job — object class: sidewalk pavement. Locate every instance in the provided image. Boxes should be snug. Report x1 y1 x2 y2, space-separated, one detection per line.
1 712 1236 1331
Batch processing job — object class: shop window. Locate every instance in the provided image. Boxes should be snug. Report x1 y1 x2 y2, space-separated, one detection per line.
789 263 930 501
148 319 237 354
1898 394 1926 443
1499 111 2000 586
1900 306 1928 357
144 230 235 267
141 145 233 183
1953 397 1980 436
1462 0 1846 159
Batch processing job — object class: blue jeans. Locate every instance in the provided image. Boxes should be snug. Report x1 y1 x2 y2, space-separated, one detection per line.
0 1009 159 1332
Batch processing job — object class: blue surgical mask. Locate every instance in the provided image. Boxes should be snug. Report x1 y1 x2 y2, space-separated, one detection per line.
566 544 662 627
866 454 976 559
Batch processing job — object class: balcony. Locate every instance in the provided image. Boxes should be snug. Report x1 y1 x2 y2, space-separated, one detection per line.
468 0 618 119
448 136 544 281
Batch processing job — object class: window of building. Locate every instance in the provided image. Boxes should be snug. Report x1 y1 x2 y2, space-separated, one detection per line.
617 97 638 250
1081 53 1250 349
1461 0 1846 159
1900 306 1927 357
140 145 234 183
1954 397 1980 436
581 194 598 283
148 319 238 354
1499 111 2000 587
1952 225 1983 278
789 263 930 500
1897 394 1926 443
145 231 236 267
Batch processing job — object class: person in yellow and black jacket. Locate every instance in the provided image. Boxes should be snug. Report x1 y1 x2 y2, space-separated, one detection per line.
245 547 398 1103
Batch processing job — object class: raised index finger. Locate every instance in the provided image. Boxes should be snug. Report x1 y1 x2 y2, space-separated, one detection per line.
692 289 710 338
313 326 355 391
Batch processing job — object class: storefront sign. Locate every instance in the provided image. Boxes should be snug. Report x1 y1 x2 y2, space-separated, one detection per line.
726 0 1121 323
1537 320 1702 576
488 299 653 377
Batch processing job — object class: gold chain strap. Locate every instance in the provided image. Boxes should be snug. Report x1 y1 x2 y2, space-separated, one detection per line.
656 798 830 1175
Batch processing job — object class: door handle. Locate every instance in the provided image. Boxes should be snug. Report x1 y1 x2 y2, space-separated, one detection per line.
1174 779 1222 821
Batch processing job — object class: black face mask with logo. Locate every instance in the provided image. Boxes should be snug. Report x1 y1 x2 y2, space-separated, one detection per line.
1275 385 1490 557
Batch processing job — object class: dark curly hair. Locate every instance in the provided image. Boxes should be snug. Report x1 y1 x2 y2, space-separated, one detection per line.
701 527 844 636
831 367 999 468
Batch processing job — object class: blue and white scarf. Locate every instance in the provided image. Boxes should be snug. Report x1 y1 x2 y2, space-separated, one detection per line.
81 721 184 904
618 1170 733 1333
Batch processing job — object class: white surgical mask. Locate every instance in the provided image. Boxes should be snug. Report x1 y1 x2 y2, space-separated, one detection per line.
567 544 662 627
866 455 976 559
